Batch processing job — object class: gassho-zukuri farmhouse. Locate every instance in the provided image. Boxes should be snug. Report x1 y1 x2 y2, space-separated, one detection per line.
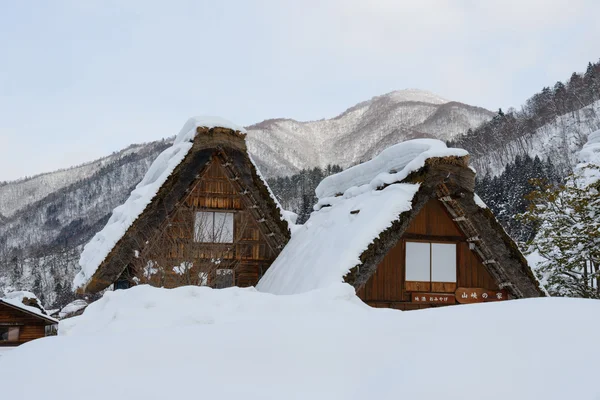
73 116 544 310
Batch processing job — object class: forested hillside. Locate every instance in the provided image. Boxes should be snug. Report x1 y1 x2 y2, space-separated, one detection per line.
452 61 600 177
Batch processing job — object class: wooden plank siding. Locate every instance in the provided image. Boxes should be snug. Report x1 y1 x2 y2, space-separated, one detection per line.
130 156 277 289
0 303 50 346
357 199 501 310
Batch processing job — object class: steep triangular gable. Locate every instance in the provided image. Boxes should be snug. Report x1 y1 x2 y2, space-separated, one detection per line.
77 125 290 293
130 153 284 287
357 198 501 308
349 171 542 299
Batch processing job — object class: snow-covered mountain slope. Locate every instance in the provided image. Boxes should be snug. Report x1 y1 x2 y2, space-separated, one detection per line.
246 89 493 177
0 142 170 218
467 100 600 177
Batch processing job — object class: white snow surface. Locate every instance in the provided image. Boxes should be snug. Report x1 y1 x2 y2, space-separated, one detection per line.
385 88 449 104
57 299 88 319
258 183 420 295
73 117 246 291
1 284 599 400
575 129 600 185
474 193 488 209
315 139 468 199
1 291 57 322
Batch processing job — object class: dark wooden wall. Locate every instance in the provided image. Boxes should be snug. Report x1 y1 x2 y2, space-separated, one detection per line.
0 304 48 346
131 157 277 289
357 199 500 310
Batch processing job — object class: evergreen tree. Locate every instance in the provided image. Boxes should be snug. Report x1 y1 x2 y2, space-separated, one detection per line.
521 164 600 298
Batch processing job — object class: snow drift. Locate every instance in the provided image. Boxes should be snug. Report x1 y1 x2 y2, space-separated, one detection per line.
0 285 599 400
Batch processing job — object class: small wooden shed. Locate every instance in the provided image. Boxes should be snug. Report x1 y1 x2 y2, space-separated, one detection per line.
257 139 544 309
0 292 58 346
74 117 291 294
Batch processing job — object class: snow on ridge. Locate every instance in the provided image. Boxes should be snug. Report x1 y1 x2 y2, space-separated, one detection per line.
73 116 245 291
385 88 449 105
315 139 468 201
175 116 247 144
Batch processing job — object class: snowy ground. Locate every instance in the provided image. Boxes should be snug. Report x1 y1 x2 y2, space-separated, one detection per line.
0 347 15 358
1 284 599 400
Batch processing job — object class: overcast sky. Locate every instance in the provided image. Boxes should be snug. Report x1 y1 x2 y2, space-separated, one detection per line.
2 0 599 181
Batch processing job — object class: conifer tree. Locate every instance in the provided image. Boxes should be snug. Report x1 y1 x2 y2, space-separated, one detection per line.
522 164 600 298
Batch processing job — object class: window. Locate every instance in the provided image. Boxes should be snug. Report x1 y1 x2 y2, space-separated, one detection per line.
114 279 130 290
194 212 234 243
213 269 234 288
0 326 20 342
405 242 457 287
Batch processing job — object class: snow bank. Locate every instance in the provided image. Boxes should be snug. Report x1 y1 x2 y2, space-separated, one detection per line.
0 285 599 400
315 138 467 199
1 291 57 322
73 117 246 291
258 183 419 295
60 284 365 337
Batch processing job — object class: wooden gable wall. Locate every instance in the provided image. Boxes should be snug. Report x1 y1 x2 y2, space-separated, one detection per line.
357 199 500 310
127 155 277 289
0 303 48 346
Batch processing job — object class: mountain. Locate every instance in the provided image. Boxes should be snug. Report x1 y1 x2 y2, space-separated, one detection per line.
247 89 494 177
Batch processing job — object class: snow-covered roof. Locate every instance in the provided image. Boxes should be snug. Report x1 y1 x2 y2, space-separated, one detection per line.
0 291 58 324
74 117 249 291
74 116 289 293
258 139 468 295
315 139 467 199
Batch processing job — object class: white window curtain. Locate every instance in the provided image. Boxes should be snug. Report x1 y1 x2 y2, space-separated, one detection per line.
431 243 457 283
405 241 457 283
405 242 431 281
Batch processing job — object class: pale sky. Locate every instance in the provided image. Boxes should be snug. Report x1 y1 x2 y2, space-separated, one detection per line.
2 0 599 181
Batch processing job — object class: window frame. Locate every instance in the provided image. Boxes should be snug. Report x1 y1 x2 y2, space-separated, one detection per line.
0 326 21 342
404 240 458 291
194 211 235 244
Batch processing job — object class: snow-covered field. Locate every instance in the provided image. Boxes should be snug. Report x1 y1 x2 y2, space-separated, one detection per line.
1 284 598 400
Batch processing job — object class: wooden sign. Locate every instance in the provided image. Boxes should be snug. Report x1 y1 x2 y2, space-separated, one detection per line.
455 287 509 304
411 293 456 304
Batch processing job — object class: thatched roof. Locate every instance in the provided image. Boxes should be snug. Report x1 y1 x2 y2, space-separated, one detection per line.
75 118 290 294
257 139 544 298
